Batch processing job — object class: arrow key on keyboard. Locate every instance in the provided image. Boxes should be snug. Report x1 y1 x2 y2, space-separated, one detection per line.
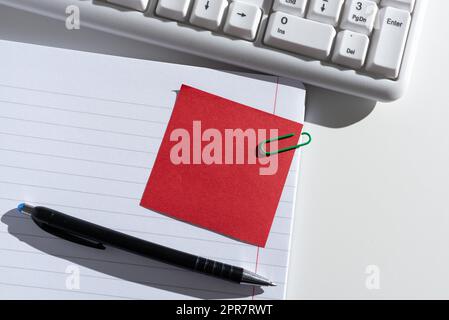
224 2 262 41
190 0 229 31
107 0 150 12
156 0 192 21
307 0 345 27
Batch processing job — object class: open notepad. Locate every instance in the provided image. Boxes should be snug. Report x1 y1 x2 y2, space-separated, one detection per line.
0 40 305 299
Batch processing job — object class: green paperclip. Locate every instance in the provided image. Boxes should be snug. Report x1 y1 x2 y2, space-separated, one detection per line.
258 132 312 156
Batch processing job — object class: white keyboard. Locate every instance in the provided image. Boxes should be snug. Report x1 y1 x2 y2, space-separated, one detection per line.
0 0 428 101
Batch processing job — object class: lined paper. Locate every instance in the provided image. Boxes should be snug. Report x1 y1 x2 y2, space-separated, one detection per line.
0 40 305 299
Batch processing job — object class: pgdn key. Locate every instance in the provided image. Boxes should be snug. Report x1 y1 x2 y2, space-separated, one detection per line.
264 12 336 60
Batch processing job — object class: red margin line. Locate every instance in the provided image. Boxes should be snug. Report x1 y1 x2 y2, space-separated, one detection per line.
252 76 280 300
251 247 260 300
272 76 280 115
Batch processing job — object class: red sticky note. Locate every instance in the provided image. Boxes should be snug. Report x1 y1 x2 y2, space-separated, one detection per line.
140 85 302 247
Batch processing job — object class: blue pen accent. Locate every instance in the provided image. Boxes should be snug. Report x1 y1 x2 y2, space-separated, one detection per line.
17 203 26 212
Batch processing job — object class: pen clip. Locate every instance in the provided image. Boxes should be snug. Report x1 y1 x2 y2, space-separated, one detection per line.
32 217 106 250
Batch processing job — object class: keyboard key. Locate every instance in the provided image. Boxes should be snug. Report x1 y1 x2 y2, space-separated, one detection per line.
381 0 415 12
224 2 262 41
264 12 336 60
307 0 345 26
156 0 192 21
272 0 308 17
366 7 411 78
107 0 149 12
332 30 369 69
190 0 228 31
340 0 378 35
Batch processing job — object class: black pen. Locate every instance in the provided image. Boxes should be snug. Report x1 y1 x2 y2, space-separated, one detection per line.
17 203 275 287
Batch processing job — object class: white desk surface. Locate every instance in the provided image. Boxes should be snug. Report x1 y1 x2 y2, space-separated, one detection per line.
0 0 447 299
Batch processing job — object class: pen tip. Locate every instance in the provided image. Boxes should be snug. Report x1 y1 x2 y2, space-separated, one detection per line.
17 203 25 212
269 282 277 287
17 203 34 216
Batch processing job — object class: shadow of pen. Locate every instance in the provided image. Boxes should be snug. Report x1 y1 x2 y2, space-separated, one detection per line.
1 209 263 299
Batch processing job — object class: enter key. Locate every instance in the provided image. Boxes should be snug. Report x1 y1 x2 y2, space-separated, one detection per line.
366 6 411 79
